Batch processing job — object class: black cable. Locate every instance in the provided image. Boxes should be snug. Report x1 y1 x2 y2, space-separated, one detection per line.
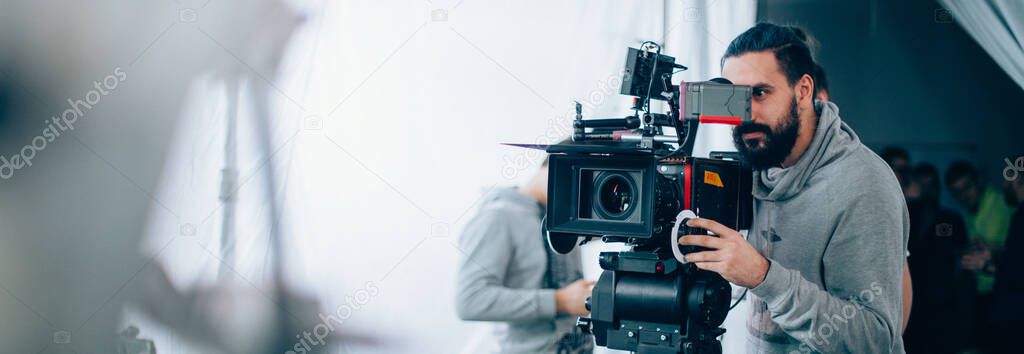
636 41 699 159
632 41 696 160
640 41 661 120
658 120 693 160
729 289 748 311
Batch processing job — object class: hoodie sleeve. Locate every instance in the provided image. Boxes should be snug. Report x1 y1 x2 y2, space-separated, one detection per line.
454 209 557 322
749 190 906 353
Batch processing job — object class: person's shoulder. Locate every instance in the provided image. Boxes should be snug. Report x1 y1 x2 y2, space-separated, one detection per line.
463 188 540 236
981 185 1017 214
477 199 538 221
471 187 537 217
819 144 903 203
469 202 528 229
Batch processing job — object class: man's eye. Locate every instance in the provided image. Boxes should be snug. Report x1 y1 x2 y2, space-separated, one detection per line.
753 88 767 97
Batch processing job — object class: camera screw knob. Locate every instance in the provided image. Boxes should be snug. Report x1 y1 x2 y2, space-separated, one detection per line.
576 317 593 334
585 296 592 311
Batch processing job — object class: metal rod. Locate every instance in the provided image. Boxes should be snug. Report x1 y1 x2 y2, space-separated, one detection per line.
218 79 240 281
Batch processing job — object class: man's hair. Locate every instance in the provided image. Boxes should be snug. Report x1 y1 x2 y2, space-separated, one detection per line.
721 23 818 91
878 145 909 166
813 63 829 97
913 162 940 181
944 160 978 186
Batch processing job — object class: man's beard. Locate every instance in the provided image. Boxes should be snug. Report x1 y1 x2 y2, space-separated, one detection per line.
732 99 801 170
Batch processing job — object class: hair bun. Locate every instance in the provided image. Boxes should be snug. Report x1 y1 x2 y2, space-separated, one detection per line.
788 26 808 42
786 25 819 56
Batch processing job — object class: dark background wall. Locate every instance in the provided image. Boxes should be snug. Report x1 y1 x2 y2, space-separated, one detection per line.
758 0 1024 204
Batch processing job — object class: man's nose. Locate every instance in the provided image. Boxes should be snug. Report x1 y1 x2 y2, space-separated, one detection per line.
749 103 764 124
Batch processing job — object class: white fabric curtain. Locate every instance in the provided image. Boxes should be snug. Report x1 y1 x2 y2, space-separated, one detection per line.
939 0 1024 91
137 1 755 352
665 0 757 159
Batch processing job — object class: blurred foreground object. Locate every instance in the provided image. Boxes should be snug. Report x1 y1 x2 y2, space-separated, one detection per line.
0 1 363 353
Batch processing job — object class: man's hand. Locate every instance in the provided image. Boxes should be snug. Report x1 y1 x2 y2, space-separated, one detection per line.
555 279 595 316
678 218 769 288
961 245 993 272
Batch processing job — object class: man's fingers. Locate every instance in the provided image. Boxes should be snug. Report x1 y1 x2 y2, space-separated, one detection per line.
693 261 723 274
679 235 726 249
686 218 738 239
684 251 721 263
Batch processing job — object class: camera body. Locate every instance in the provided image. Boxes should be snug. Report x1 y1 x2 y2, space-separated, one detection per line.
511 43 754 353
545 147 752 251
545 146 751 354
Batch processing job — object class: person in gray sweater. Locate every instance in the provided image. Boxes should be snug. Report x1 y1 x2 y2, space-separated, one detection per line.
455 157 594 353
679 23 908 353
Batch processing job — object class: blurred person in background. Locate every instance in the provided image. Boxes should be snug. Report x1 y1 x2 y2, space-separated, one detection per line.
944 160 1015 352
902 163 970 353
991 153 1024 353
880 146 912 193
455 149 594 354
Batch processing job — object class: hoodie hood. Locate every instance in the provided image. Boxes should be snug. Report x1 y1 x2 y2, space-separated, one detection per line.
753 101 861 201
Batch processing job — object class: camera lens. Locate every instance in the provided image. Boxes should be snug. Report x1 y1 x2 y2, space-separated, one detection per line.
595 172 636 220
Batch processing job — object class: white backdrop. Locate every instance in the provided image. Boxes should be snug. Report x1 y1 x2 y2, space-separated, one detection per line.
135 1 755 352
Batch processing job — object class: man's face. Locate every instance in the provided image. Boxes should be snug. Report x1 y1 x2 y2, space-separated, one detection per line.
722 52 803 170
887 157 910 190
908 173 938 203
949 176 981 212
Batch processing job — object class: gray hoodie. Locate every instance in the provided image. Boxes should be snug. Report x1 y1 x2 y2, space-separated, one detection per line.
744 102 909 353
455 187 590 353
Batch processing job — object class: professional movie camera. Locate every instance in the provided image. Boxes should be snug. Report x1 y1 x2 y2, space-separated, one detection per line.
511 43 754 354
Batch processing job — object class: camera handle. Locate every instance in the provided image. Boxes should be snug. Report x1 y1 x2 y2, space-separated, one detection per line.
671 210 698 264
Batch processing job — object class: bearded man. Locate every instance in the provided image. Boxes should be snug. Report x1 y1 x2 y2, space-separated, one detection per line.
678 23 909 353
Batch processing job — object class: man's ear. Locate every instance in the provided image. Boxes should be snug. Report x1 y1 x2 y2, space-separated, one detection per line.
796 73 815 105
